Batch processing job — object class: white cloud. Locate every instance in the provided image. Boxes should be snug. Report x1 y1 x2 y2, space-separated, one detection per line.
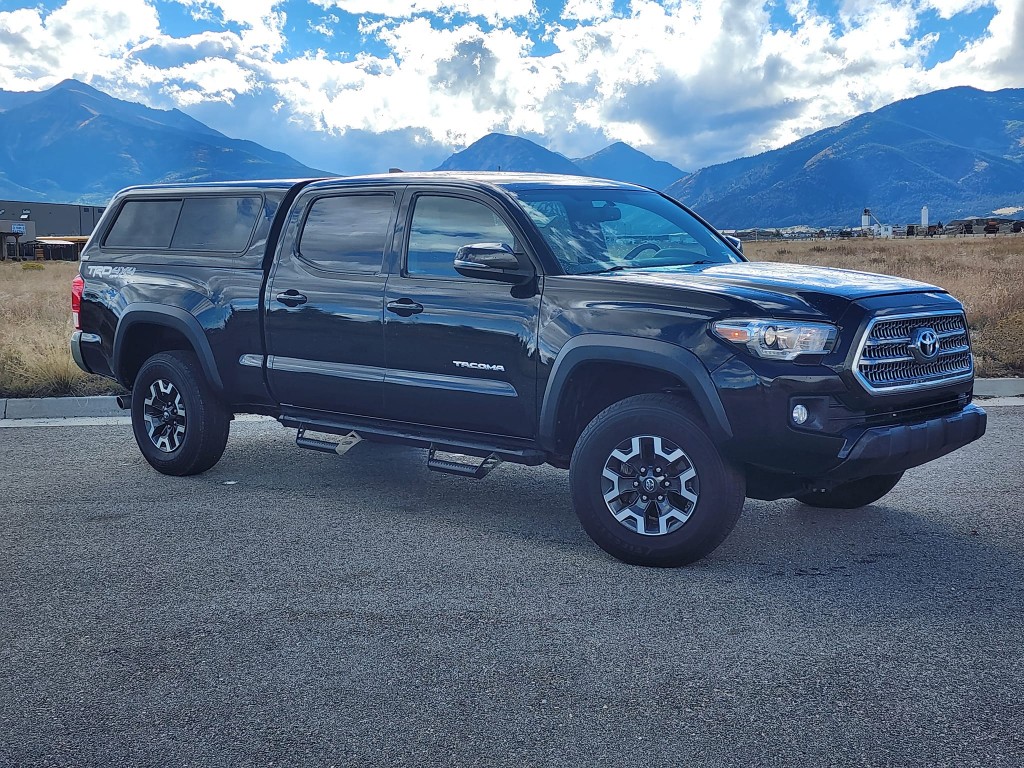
927 0 1024 85
919 0 992 20
0 0 1022 172
0 0 159 90
561 0 615 22
169 0 287 54
310 13 340 37
311 0 537 24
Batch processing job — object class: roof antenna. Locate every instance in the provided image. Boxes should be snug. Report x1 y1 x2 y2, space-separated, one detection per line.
388 167 404 173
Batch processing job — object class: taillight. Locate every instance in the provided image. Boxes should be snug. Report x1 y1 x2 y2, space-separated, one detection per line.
71 274 84 330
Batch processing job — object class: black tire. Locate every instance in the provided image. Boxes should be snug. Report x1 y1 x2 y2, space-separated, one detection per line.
131 350 230 476
793 473 903 509
569 393 745 567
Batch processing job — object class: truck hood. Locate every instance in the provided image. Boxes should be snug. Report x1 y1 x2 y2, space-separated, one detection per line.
592 261 944 317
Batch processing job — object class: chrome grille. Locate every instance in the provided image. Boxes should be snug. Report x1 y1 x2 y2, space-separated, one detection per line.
854 311 973 393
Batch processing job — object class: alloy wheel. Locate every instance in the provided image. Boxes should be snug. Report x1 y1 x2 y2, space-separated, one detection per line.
143 378 187 453
600 435 699 536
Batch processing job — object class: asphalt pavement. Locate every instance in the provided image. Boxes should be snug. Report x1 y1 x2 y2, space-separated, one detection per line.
1 409 1022 767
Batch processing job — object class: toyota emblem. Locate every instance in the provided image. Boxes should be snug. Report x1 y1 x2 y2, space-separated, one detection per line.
909 327 940 363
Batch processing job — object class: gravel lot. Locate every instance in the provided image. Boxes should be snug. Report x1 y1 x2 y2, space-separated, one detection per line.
1 408 1022 767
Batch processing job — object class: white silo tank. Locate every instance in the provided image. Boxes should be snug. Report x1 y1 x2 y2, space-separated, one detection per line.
921 206 929 230
862 208 872 229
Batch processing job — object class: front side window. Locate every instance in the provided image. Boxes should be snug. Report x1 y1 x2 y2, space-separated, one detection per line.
298 194 395 273
406 196 516 279
513 189 740 274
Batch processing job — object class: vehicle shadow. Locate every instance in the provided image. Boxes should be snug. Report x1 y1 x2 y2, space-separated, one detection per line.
197 425 1024 624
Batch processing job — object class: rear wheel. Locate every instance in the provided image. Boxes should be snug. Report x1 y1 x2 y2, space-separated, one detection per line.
131 350 230 476
569 394 745 567
793 473 903 509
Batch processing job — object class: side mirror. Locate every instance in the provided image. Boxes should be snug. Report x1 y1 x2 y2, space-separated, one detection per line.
454 242 534 283
723 234 743 253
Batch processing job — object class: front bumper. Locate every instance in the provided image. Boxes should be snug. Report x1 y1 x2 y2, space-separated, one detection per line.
712 355 988 499
829 402 987 482
737 402 987 500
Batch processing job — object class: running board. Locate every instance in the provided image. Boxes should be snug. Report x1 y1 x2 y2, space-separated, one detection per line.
427 447 502 479
279 412 546 466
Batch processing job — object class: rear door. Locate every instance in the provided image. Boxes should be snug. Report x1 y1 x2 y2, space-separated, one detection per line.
265 188 398 417
382 190 542 438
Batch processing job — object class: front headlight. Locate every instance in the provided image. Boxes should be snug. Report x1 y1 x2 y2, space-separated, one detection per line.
712 319 838 360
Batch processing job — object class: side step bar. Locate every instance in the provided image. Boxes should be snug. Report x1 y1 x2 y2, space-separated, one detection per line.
295 429 362 456
296 430 340 454
281 412 546 466
294 427 508 480
427 448 502 479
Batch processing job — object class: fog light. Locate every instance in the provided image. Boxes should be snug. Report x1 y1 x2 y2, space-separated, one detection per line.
792 404 809 425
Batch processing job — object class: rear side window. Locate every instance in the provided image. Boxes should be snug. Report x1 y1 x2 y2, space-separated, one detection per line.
298 194 395 273
104 195 262 252
104 199 182 248
171 196 261 251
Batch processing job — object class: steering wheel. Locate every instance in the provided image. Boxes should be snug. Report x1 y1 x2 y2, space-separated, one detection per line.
623 242 661 260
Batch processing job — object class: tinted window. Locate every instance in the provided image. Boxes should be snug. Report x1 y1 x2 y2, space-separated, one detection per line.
105 199 182 248
407 196 516 278
514 189 739 274
299 194 394 273
171 196 262 251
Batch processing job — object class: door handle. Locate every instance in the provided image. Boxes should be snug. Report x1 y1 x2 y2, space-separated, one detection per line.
276 290 307 307
387 298 424 317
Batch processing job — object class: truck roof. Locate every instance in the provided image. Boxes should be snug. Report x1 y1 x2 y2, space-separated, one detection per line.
114 172 646 198
330 171 645 191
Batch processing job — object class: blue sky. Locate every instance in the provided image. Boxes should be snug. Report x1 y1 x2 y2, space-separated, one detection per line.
0 0 1021 174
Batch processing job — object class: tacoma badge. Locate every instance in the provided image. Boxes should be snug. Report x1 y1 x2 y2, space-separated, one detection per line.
453 361 506 372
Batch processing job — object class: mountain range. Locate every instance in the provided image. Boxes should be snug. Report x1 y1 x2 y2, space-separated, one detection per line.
433 133 688 190
0 80 329 205
666 86 1024 227
1 79 1021 227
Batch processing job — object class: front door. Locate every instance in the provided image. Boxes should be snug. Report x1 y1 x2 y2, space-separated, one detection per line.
383 192 541 438
265 190 398 417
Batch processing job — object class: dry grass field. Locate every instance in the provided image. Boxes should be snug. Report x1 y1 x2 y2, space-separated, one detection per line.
1 236 1021 398
0 261 122 398
747 236 1024 378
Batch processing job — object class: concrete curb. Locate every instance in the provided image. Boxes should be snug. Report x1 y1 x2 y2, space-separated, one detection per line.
2 395 123 420
975 378 1024 397
0 379 1021 420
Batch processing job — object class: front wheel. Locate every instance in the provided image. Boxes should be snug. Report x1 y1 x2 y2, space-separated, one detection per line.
793 473 903 509
131 350 230 476
569 394 745 567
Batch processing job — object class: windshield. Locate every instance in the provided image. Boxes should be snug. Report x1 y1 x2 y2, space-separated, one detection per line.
511 188 741 275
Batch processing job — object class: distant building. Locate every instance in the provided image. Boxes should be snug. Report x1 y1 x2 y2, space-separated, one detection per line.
944 217 1022 236
0 198 104 259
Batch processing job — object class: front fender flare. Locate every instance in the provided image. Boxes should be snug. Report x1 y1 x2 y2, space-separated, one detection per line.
113 304 224 392
538 334 733 450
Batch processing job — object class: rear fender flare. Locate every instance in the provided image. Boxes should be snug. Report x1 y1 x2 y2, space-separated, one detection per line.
113 304 224 392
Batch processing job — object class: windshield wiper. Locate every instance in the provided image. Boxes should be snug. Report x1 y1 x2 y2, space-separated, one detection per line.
590 260 718 274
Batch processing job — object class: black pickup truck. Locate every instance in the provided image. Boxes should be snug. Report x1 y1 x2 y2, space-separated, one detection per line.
71 173 986 566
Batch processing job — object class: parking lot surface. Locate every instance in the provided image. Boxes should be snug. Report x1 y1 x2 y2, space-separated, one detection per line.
1 408 1023 767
